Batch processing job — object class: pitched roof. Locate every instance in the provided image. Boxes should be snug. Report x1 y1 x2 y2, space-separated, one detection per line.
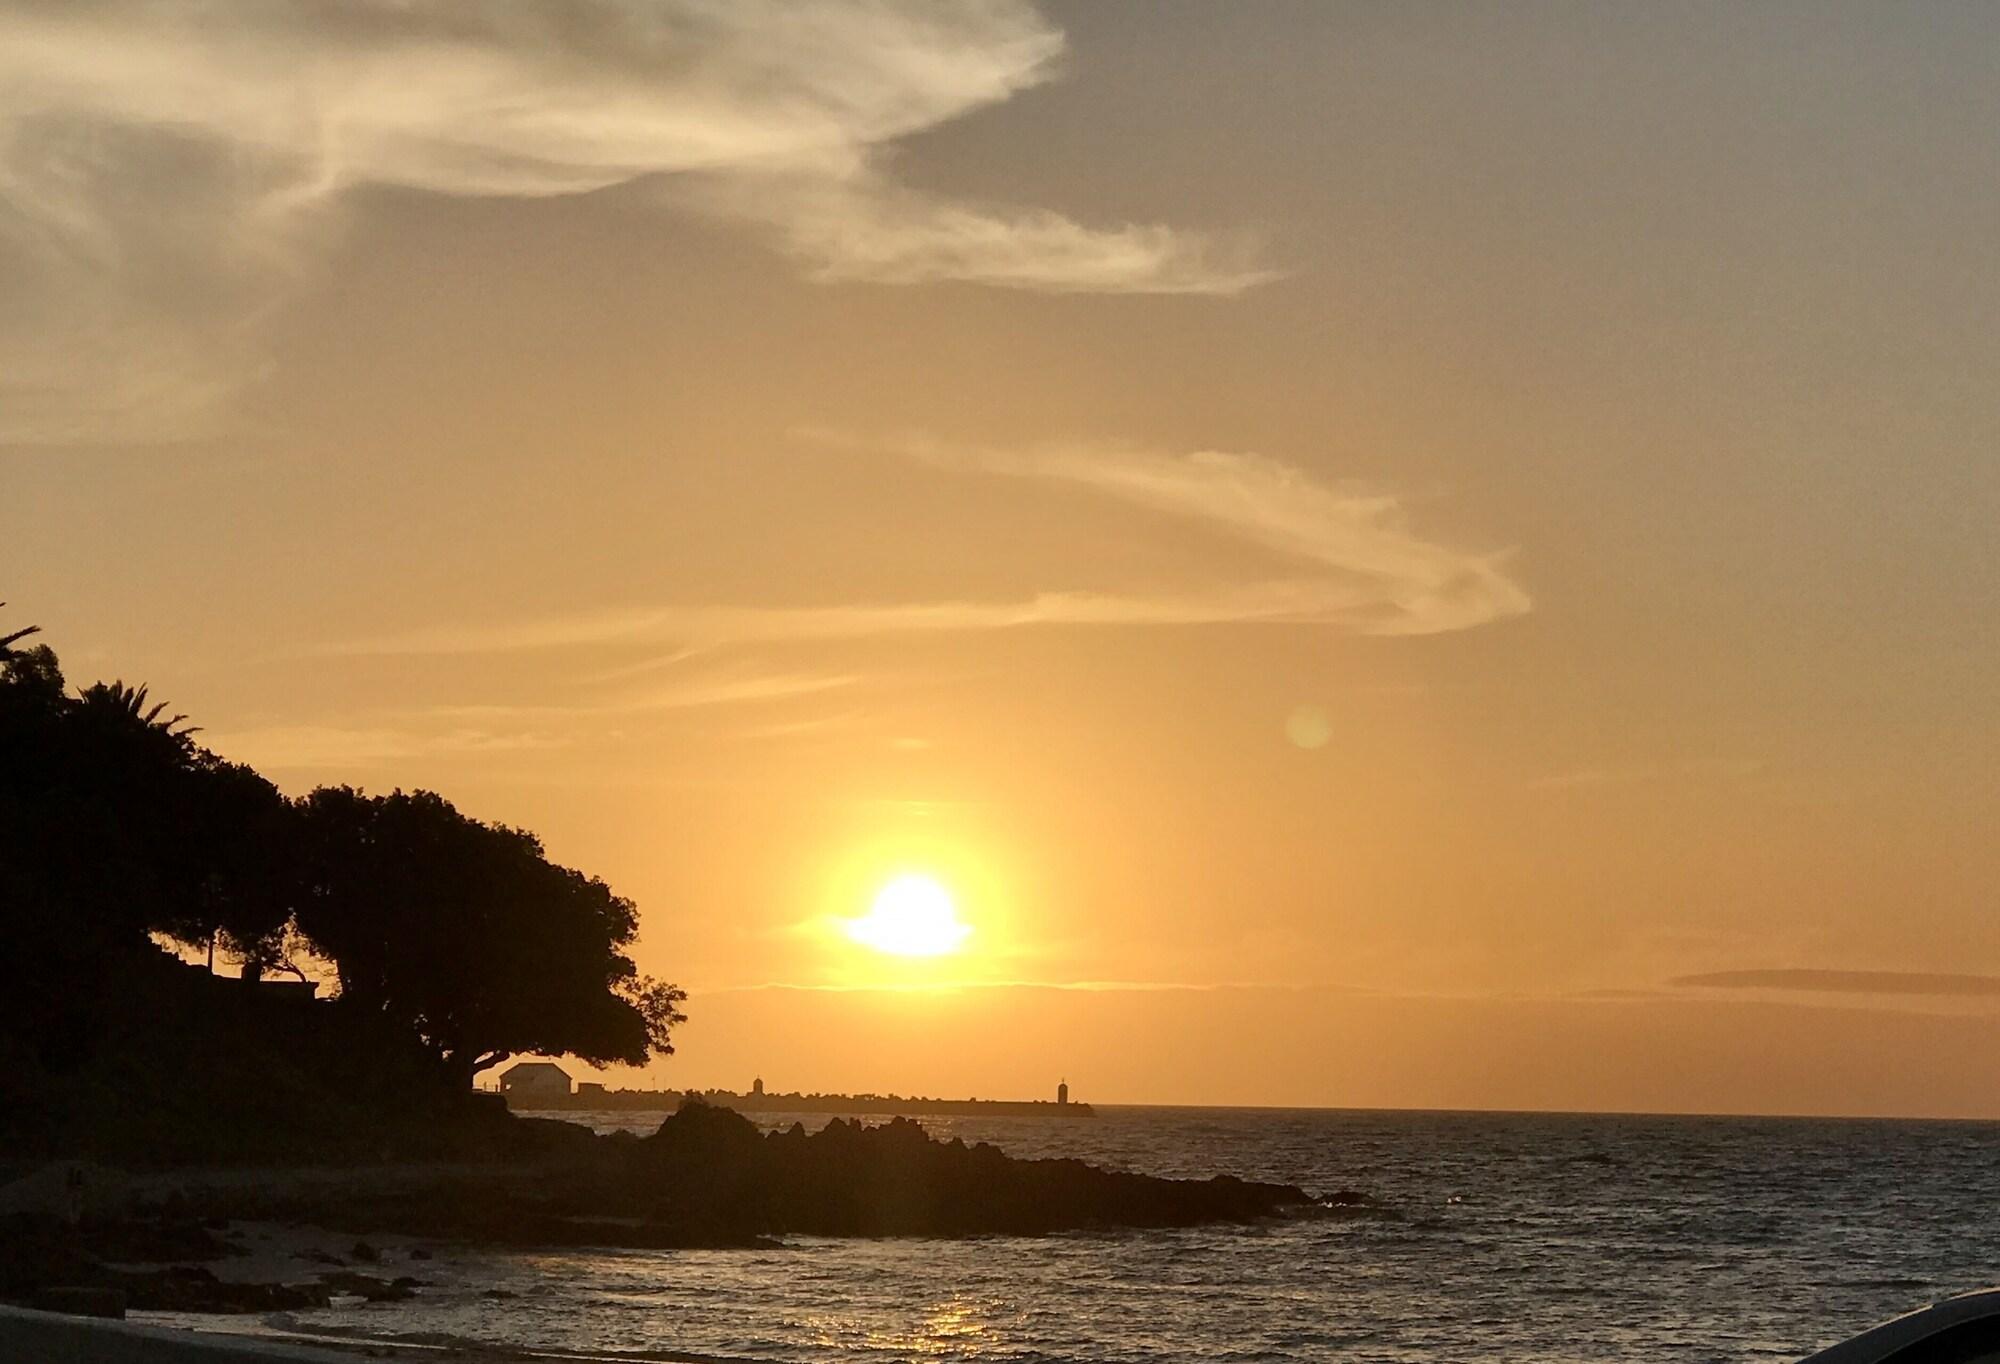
501 1060 571 1079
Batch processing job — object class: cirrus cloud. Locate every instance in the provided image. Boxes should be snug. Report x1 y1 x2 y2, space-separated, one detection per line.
1674 970 2000 998
320 432 1530 658
0 0 1271 444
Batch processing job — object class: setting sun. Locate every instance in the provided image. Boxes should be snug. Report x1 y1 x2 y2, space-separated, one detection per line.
842 874 973 958
13 4 2000 1359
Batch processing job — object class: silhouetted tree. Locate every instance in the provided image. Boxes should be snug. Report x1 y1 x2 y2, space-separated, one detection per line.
295 787 684 1087
0 615 59 694
42 681 292 961
0 619 125 1069
0 618 62 940
629 976 691 1059
1 612 686 1116
1 615 291 966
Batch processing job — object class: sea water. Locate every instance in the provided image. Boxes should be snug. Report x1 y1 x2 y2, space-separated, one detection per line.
143 1107 2000 1361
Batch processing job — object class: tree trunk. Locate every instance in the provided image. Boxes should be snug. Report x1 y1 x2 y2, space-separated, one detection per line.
444 1049 511 1091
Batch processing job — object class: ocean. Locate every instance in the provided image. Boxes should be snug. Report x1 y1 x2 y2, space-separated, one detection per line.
143 1107 2000 1362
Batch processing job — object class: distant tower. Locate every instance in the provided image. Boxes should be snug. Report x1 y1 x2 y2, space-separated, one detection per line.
752 1077 765 1097
1057 1079 1069 1106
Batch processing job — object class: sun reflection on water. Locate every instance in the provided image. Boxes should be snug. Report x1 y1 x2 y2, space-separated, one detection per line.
846 1296 1001 1357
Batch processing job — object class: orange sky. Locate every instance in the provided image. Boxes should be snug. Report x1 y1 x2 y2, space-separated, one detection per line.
5 2 1999 1115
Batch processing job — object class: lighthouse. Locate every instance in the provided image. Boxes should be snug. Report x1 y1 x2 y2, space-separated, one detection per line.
1057 1079 1069 1106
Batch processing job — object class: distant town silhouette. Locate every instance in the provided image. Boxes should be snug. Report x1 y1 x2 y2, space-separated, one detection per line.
493 1062 1095 1118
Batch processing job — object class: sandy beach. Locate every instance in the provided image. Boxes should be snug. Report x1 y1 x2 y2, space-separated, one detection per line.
0 1212 740 1364
0 1302 505 1362
0 1299 728 1364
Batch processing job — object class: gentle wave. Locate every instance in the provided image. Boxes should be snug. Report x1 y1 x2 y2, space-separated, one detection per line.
138 1107 2000 1362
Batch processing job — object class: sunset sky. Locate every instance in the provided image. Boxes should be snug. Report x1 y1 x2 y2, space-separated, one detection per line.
6 1 1998 1116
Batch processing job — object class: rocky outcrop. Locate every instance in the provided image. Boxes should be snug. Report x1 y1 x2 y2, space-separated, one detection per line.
183 1103 1340 1253
2 1103 1360 1315
625 1101 1320 1237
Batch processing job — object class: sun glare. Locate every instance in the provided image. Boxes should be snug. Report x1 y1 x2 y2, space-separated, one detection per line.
843 874 973 958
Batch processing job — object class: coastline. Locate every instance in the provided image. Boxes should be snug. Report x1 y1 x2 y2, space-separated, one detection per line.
508 1089 1097 1120
0 1107 1336 1363
0 1303 492 1363
0 1301 736 1364
13 1108 1972 1361
1 1210 746 1364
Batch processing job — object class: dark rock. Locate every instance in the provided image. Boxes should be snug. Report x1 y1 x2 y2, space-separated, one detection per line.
237 1104 1338 1251
111 1264 329 1312
0 1212 332 1315
320 1271 415 1302
1 1104 1362 1270
0 1215 94 1298
33 1285 125 1319
82 1214 235 1264
616 1104 1321 1240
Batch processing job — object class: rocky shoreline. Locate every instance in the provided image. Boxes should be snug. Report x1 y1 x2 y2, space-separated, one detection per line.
1 1103 1367 1317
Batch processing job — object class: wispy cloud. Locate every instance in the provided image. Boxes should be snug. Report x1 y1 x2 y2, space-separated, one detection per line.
884 434 1529 635
698 169 1274 295
324 434 1529 656
698 979 1349 996
425 669 860 720
729 711 869 743
198 724 562 772
204 666 856 770
0 1 1268 444
1526 758 1765 792
1674 969 2000 998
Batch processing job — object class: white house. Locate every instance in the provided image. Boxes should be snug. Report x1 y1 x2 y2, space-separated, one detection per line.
497 1060 573 1106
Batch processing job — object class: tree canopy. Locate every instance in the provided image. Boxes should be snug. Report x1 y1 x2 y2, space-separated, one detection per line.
0 610 684 1090
297 785 685 1085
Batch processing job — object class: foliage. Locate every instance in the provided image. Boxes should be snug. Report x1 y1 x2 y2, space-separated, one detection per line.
296 786 673 1084
628 976 690 1058
0 610 684 1107
3 647 294 960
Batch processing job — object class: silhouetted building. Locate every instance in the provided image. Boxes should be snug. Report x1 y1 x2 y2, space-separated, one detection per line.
576 1081 606 1100
498 1061 572 1104
1057 1080 1069 1106
249 977 319 1004
752 1077 765 1097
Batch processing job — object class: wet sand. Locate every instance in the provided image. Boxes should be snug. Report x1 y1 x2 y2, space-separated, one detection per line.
0 1301 724 1363
0 1302 501 1361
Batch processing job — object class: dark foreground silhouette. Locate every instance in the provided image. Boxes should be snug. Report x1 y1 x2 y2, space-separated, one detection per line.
0 1101 1362 1315
0 615 1367 1321
553 1100 1330 1240
2 613 686 1167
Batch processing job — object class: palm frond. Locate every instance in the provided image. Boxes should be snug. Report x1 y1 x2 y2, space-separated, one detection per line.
78 679 201 738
